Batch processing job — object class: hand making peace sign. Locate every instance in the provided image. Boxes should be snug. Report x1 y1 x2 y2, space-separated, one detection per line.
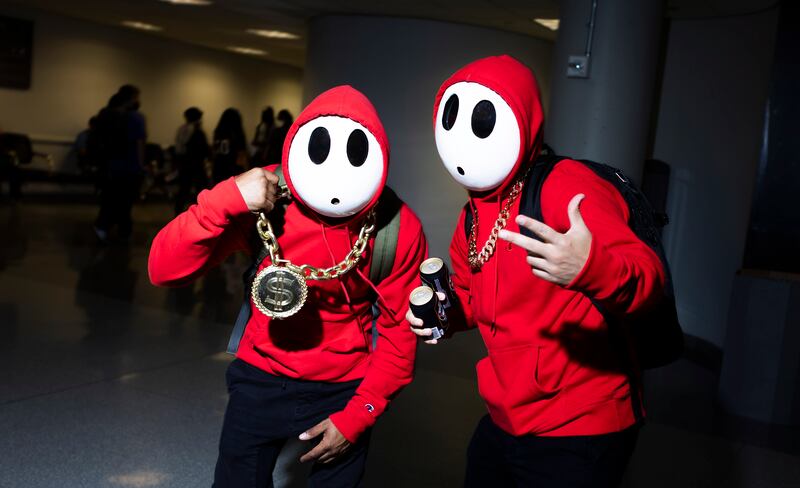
498 194 592 286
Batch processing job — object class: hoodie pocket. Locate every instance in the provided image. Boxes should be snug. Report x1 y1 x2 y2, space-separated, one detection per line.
476 344 562 413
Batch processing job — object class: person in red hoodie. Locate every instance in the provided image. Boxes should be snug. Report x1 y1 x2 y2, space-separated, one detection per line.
407 55 665 487
149 86 427 487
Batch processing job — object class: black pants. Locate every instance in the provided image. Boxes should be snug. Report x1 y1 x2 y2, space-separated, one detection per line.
465 415 638 488
0 158 22 199
213 359 370 488
95 173 141 238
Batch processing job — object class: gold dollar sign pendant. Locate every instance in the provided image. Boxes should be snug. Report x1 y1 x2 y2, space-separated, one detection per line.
251 265 308 319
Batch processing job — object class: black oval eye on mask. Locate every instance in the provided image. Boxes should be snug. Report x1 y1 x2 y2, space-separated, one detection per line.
347 129 369 167
442 94 459 131
471 100 496 139
308 126 331 164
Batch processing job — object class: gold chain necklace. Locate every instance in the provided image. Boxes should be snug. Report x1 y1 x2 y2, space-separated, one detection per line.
468 170 529 270
251 198 376 319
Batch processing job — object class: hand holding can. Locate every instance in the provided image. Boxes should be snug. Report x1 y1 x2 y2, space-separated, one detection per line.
408 286 447 341
419 257 459 310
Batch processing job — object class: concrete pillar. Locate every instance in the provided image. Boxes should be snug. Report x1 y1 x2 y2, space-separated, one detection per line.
547 0 665 183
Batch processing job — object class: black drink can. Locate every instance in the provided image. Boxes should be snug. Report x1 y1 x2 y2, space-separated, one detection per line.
419 257 458 310
409 285 446 340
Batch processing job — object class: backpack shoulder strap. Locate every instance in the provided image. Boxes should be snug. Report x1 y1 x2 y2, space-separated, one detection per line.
463 154 565 241
273 165 286 187
521 154 563 240
369 187 402 284
463 202 473 241
367 187 402 351
227 237 271 355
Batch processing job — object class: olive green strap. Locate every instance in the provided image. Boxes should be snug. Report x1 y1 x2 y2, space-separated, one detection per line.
369 189 402 284
273 165 286 188
369 188 402 350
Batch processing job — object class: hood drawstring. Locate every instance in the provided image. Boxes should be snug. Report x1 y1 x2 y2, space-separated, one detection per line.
322 223 374 349
467 197 477 316
320 222 353 306
356 267 396 319
491 194 501 336
356 266 396 353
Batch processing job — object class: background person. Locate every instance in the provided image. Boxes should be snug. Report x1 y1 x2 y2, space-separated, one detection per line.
212 108 248 184
251 106 274 166
94 84 146 242
173 106 210 214
263 109 292 165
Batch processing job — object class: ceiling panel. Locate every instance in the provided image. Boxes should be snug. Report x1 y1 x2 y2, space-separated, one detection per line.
0 0 776 67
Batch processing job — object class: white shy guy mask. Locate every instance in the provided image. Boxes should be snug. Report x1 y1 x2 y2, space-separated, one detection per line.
287 115 384 218
434 81 521 192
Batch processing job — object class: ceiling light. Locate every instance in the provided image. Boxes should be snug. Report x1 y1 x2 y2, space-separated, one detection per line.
159 0 213 5
533 18 560 31
228 46 267 56
122 21 163 32
247 29 301 40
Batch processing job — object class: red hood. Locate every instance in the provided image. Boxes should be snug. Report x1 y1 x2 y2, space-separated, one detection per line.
283 85 389 223
432 55 544 200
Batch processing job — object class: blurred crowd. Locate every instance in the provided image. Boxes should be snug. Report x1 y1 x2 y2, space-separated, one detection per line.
70 84 293 243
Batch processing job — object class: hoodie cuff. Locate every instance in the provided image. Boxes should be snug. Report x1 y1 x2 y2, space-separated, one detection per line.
565 236 621 300
329 398 381 444
199 176 250 225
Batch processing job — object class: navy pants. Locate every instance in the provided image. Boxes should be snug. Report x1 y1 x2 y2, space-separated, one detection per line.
213 359 370 488
95 173 141 239
465 415 638 488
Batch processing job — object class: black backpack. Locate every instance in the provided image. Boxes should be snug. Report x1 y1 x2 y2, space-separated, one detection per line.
465 153 683 369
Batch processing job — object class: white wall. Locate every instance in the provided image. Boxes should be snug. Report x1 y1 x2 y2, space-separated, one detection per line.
304 15 553 259
653 10 779 346
0 6 303 172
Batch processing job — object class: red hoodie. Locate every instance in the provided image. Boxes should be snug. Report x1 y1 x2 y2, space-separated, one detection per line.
433 56 665 437
149 86 427 443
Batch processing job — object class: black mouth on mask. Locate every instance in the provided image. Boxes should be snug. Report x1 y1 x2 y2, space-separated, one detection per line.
457 166 465 176
331 198 340 205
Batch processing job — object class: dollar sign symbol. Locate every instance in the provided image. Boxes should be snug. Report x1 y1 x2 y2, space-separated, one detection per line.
264 273 294 311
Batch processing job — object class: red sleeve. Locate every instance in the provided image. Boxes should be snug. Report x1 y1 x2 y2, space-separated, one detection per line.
445 205 477 333
329 205 427 443
148 177 253 287
541 160 665 315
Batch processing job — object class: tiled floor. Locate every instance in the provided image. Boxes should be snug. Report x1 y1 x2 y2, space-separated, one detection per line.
1 192 798 487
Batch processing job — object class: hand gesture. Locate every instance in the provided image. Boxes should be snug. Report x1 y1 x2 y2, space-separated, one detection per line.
498 194 591 286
